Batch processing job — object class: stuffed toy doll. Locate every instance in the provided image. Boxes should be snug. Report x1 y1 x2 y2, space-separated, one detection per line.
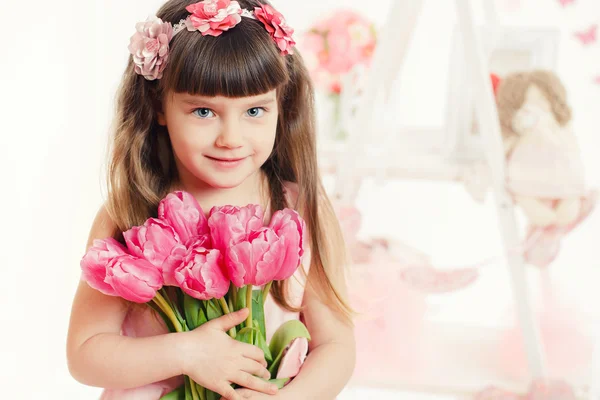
496 69 585 228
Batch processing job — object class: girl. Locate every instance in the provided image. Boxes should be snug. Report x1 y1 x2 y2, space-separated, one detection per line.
66 1 356 399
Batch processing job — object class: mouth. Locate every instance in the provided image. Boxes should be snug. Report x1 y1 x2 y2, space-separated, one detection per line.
206 156 247 162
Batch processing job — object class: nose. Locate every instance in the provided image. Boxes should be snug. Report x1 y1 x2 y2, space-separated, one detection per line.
215 118 243 149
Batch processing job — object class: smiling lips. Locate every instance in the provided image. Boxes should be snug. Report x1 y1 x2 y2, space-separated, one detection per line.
206 155 247 168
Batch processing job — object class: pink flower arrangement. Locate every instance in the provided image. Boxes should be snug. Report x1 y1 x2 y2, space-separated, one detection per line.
300 9 377 94
254 4 296 55
80 191 310 399
127 16 174 81
185 0 243 37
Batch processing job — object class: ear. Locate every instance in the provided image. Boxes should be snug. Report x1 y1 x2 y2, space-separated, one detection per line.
157 110 167 126
154 97 167 126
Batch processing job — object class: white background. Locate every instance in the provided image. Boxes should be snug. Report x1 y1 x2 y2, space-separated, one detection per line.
1 0 599 398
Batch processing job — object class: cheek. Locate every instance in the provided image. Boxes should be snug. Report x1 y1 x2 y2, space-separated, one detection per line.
168 122 208 155
251 125 277 155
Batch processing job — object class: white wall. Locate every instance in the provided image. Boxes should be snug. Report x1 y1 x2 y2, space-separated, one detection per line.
1 0 598 398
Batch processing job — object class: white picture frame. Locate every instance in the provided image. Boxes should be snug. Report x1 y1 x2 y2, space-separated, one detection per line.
443 26 560 162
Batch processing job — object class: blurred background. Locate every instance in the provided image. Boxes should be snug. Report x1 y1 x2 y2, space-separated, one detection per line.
2 0 600 398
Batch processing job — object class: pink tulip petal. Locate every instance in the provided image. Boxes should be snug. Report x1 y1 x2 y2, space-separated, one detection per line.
175 246 229 300
80 238 128 296
105 255 163 303
158 191 209 245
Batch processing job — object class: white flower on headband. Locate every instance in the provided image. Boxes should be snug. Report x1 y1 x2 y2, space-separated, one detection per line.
185 0 243 36
128 1 295 80
128 16 174 81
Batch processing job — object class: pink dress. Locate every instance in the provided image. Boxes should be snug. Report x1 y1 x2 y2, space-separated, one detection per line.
100 182 310 399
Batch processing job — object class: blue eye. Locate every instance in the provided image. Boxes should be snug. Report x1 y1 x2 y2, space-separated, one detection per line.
193 108 214 118
247 107 265 118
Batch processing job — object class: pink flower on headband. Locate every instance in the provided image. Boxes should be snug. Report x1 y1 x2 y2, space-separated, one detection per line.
254 4 295 55
128 16 174 81
185 0 243 37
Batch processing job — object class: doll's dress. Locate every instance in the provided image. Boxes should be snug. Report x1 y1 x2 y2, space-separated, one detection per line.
506 124 585 199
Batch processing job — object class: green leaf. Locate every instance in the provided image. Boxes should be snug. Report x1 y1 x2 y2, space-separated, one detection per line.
235 327 258 344
205 389 221 400
159 386 184 400
253 321 273 363
269 378 290 389
251 289 266 339
183 294 201 329
184 376 192 400
234 286 247 331
235 286 247 310
268 320 311 375
205 299 223 321
197 307 208 326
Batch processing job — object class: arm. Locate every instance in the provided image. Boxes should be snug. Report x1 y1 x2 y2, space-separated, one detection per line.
67 282 188 389
279 281 356 400
66 205 186 389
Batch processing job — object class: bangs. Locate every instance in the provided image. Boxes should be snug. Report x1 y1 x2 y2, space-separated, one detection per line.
161 18 289 98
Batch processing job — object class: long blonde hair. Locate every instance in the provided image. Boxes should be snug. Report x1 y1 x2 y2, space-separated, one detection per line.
105 0 353 321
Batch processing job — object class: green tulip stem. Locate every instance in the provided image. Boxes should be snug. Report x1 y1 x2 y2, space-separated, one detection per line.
246 285 253 343
218 297 236 338
261 282 272 305
153 292 183 332
189 376 200 400
232 286 238 311
196 383 206 400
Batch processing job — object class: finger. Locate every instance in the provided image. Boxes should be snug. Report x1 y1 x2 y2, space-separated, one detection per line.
208 308 249 331
218 384 243 400
220 389 251 400
239 343 267 366
232 372 278 396
240 358 271 380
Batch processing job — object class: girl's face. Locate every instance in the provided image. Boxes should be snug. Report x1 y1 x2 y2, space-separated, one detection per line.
158 89 278 190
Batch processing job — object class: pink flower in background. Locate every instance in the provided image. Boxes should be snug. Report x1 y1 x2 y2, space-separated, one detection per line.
574 24 597 45
300 9 377 94
127 16 174 81
158 191 209 247
80 238 128 296
276 337 309 380
174 244 229 300
185 0 243 37
268 209 305 281
226 227 286 287
254 4 296 55
208 204 264 254
558 0 576 7
124 218 186 286
105 255 164 303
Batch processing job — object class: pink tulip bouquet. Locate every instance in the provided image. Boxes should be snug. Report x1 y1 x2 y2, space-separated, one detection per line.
80 191 310 400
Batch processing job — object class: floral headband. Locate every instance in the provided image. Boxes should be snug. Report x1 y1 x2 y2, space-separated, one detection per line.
128 0 296 81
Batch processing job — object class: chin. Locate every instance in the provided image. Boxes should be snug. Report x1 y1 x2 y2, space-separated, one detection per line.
200 171 253 189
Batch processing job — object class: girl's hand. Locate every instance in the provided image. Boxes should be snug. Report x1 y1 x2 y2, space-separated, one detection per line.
180 308 279 400
220 388 282 400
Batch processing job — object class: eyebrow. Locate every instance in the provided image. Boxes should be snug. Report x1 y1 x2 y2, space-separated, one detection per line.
181 95 277 107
